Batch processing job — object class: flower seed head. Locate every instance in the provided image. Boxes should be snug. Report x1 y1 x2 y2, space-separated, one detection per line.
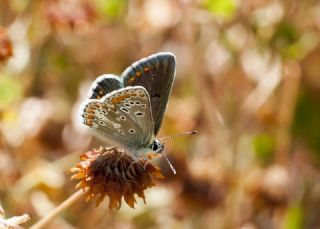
70 147 164 209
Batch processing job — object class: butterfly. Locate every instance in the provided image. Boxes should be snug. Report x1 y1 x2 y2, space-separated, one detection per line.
80 52 176 161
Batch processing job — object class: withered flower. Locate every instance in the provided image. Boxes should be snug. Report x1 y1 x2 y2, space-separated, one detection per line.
70 147 164 209
0 27 13 63
44 0 96 31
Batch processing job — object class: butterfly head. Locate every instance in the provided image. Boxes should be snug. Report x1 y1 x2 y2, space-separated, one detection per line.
150 139 164 154
149 138 177 174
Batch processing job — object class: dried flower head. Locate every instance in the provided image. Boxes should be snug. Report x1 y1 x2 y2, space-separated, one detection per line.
70 147 164 209
0 27 13 63
44 0 95 31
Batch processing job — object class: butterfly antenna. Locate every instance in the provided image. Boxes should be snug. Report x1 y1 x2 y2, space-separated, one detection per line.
159 131 197 174
159 130 198 142
162 149 176 174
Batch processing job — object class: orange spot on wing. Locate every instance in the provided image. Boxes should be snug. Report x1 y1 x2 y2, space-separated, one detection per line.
144 67 149 72
92 103 99 109
86 108 95 114
85 120 93 126
128 76 135 84
136 71 142 77
111 94 130 104
86 114 95 119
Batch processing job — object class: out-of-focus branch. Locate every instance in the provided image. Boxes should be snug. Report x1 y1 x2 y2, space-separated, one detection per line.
275 60 301 163
242 56 282 114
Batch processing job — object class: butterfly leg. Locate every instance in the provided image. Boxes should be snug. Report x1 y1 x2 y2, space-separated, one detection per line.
143 157 151 170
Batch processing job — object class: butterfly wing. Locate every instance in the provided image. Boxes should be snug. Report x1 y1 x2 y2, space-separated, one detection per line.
81 86 154 152
87 74 123 99
121 52 176 135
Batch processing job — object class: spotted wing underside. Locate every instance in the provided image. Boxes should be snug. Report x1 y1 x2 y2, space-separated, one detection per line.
86 52 176 135
81 86 154 150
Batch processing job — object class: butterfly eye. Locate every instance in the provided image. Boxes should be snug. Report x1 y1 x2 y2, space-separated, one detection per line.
151 140 164 153
152 142 158 151
135 101 141 105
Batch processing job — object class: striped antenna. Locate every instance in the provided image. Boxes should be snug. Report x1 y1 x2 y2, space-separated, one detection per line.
159 130 197 174
159 130 198 142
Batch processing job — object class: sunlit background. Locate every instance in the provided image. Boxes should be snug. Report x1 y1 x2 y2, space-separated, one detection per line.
1 0 320 228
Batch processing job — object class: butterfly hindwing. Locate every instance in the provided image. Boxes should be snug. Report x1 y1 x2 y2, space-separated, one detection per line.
88 74 123 99
121 52 176 135
81 86 154 150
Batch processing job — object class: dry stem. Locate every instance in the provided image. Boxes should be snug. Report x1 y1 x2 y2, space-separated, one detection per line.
30 189 88 229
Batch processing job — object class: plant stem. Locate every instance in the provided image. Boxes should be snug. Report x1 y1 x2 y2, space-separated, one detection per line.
30 189 88 229
275 60 301 163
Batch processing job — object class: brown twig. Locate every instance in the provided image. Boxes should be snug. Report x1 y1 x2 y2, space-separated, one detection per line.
275 60 301 163
30 189 88 229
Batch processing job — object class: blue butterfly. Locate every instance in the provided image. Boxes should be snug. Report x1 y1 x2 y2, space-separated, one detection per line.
81 53 176 161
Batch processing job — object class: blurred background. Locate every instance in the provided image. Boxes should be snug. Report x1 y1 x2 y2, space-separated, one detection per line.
0 0 320 228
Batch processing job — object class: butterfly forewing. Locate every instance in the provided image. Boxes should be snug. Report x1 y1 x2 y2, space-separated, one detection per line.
121 52 176 135
81 86 154 150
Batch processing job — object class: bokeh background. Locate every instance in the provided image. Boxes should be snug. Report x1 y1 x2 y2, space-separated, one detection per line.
1 0 320 228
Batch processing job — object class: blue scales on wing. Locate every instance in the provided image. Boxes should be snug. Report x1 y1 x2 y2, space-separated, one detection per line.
121 52 176 135
87 74 124 99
